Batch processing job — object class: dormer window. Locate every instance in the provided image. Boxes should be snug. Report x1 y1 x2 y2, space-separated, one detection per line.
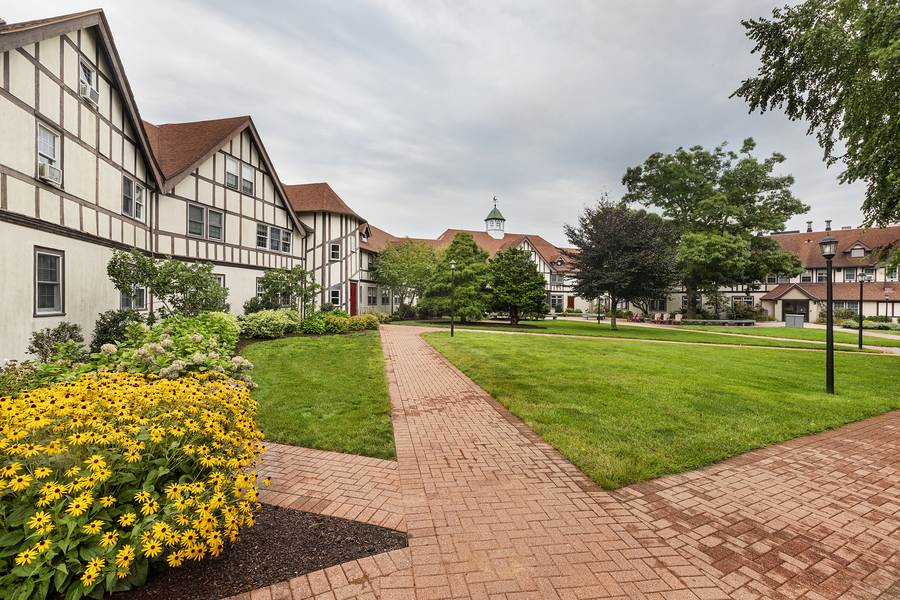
850 247 865 258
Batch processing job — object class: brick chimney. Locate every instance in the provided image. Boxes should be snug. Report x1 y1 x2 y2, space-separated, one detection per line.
825 220 832 232
806 221 813 233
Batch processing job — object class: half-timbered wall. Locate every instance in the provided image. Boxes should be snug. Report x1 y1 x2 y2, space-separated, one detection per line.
0 26 154 360
297 211 361 313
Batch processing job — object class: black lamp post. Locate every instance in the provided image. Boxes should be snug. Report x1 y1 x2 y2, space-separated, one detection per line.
819 235 837 394
450 260 456 338
858 273 871 349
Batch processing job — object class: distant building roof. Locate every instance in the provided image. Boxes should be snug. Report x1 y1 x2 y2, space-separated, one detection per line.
760 282 898 302
284 183 366 223
768 226 900 269
143 116 248 185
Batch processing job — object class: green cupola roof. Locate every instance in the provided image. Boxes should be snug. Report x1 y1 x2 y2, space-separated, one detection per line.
485 197 505 221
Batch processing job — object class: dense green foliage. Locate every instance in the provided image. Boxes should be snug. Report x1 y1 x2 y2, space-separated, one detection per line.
27 323 86 364
373 239 440 318
107 249 228 319
253 267 320 314
89 310 143 354
733 0 900 259
488 248 549 325
419 232 491 322
622 138 809 317
563 198 680 330
425 331 900 488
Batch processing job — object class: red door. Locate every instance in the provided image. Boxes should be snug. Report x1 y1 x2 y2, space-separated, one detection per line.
567 296 575 310
350 282 358 316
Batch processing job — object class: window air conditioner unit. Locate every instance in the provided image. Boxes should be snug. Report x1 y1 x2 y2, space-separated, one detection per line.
38 163 62 187
79 82 100 107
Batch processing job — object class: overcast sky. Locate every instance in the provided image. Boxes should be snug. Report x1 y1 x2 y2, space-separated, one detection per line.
5 1 867 247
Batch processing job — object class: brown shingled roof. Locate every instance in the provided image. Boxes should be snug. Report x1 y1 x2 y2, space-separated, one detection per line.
360 224 401 253
769 226 900 269
142 116 248 184
284 183 366 223
0 9 101 36
761 282 898 302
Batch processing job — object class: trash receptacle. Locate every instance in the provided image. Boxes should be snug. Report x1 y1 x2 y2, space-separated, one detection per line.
785 314 804 328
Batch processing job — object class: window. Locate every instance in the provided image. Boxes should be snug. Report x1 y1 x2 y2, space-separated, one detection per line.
616 299 629 310
121 286 146 310
368 254 374 268
38 125 59 167
367 287 377 305
801 269 812 283
215 274 225 288
732 296 754 307
330 289 341 306
817 269 829 283
863 267 876 280
122 176 145 221
777 273 790 284
208 210 223 240
188 205 205 237
766 273 777 284
394 294 401 305
330 244 340 260
851 247 865 258
256 224 290 253
382 289 390 305
844 267 856 282
225 156 239 190
888 268 898 281
256 278 265 297
35 249 63 314
833 301 859 313
361 232 368 243
79 61 95 89
350 236 356 252
241 164 254 196
550 295 564 309
550 274 564 284
650 299 666 311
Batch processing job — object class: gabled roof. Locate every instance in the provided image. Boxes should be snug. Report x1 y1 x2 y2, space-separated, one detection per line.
143 116 248 186
431 229 567 268
360 224 401 253
0 9 163 189
143 115 309 235
769 226 900 269
760 282 896 302
284 183 366 223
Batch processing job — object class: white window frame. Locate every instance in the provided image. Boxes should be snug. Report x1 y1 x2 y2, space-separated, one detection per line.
382 288 390 305
225 156 240 190
188 205 205 238
551 294 564 309
350 236 357 252
766 273 777 284
241 164 254 196
35 248 64 315
331 244 340 261
122 176 145 221
732 296 754 307
550 273 564 284
863 267 876 280
650 298 666 311
777 273 791 284
215 274 226 288
800 269 812 283
256 278 265 298
79 61 95 90
207 209 223 241
121 286 146 311
38 124 59 167
255 224 290 253
330 289 341 306
888 268 898 281
188 205 223 240
844 267 856 282
367 286 377 305
851 247 865 258
817 269 828 283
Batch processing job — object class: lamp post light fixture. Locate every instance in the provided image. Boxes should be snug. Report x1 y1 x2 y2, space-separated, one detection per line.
450 260 456 338
819 235 838 394
858 273 872 349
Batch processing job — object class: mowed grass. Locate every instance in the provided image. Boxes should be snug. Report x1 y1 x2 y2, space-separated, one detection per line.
424 331 900 489
242 332 395 460
401 318 880 352
680 324 900 347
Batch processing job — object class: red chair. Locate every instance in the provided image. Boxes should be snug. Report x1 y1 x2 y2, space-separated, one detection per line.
672 314 683 325
652 313 662 324
629 311 643 322
662 313 672 324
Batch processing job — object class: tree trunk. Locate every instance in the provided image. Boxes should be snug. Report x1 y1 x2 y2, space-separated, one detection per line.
509 306 519 326
685 282 697 319
609 294 618 331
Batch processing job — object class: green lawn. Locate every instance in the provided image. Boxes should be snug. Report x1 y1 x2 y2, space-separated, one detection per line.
424 331 900 489
398 318 880 352
680 324 900 347
241 333 395 460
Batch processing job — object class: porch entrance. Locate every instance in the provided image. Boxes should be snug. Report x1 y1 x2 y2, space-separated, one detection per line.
350 282 358 316
782 300 809 322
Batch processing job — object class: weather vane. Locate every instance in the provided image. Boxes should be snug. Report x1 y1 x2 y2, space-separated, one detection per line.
493 196 498 208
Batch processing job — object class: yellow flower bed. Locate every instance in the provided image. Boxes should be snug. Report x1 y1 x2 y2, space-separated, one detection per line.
0 372 266 600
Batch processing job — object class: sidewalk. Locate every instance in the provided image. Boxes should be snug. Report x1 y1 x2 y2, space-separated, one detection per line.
242 324 900 599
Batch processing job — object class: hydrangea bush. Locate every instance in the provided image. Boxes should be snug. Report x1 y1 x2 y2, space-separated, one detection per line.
0 371 266 600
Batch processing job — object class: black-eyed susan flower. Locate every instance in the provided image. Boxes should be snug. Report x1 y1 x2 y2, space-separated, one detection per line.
100 495 116 507
118 513 137 527
14 547 37 566
99 531 119 547
82 520 104 535
27 511 53 533
10 473 33 491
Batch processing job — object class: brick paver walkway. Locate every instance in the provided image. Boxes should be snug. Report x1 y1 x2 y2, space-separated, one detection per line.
234 325 900 600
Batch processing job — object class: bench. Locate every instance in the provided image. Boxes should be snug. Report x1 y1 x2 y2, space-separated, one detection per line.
681 319 756 327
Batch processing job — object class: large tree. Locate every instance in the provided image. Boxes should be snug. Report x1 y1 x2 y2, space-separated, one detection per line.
488 247 549 325
622 138 808 318
563 198 680 330
418 231 491 322
732 0 900 256
373 238 440 317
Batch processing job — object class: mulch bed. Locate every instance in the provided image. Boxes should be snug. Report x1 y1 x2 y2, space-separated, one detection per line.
105 504 408 600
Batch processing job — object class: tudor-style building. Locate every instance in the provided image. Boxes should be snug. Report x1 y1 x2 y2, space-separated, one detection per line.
0 10 308 360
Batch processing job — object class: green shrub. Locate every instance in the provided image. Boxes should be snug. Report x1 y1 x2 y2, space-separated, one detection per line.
0 371 265 599
299 315 326 334
728 303 767 321
0 360 38 398
281 310 303 334
373 312 391 324
347 316 367 331
242 296 281 316
27 323 86 363
323 314 350 334
323 308 350 319
832 308 858 322
90 309 143 354
362 314 380 330
241 310 294 339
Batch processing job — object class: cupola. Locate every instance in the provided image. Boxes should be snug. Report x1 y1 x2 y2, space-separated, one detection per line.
485 197 505 240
